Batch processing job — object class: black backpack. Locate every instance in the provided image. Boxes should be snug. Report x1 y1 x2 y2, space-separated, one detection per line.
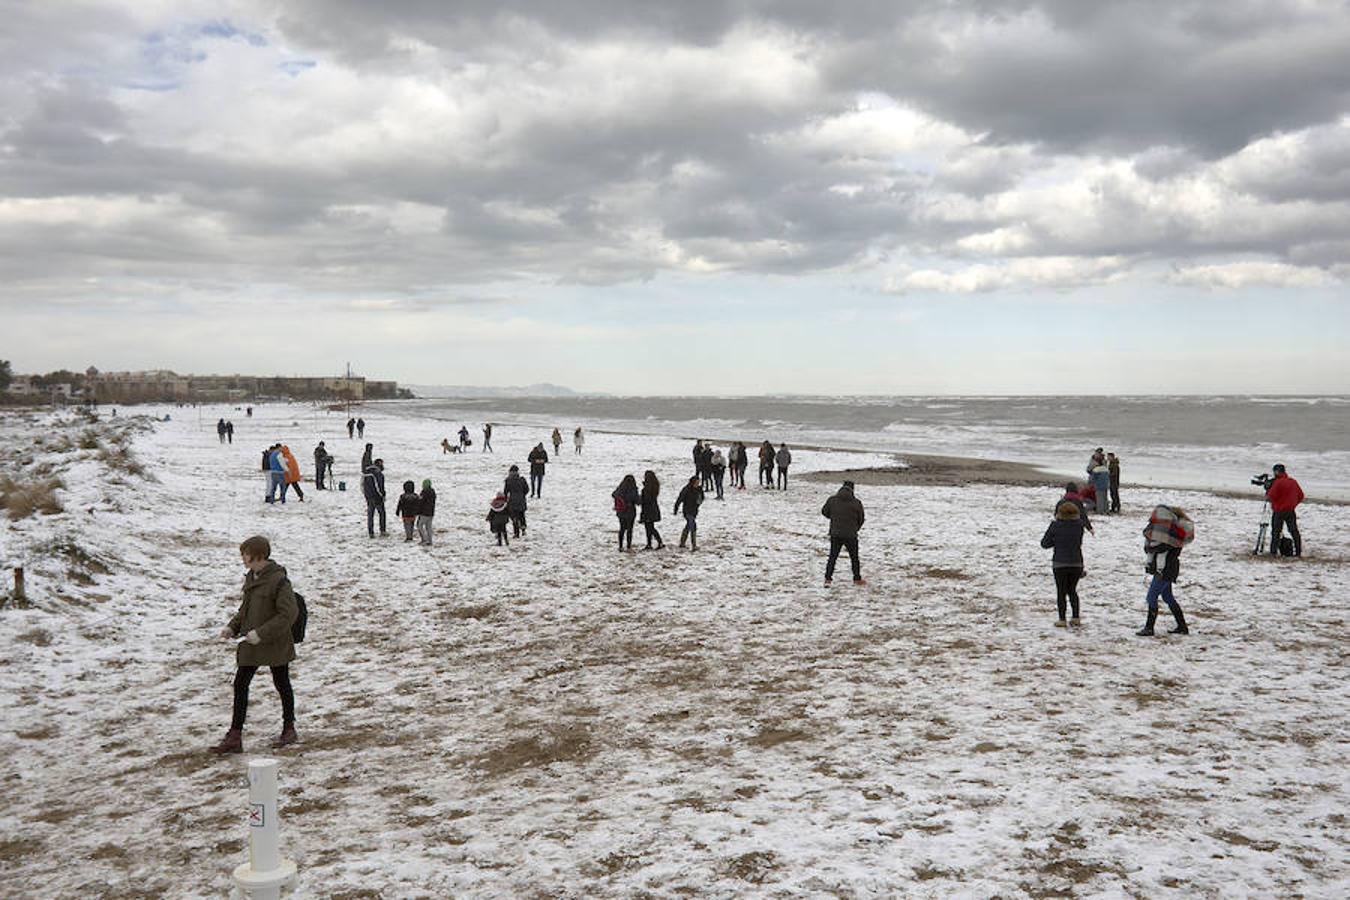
1278 537 1295 558
292 592 308 643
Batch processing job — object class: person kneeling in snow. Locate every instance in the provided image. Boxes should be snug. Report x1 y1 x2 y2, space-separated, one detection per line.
213 535 298 754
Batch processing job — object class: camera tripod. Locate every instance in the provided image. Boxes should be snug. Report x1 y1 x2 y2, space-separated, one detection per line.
1252 496 1271 555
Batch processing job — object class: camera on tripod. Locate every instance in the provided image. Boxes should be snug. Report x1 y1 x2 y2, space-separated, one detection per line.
1251 472 1274 488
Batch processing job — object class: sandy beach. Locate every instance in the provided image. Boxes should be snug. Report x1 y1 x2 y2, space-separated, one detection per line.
2 404 1347 898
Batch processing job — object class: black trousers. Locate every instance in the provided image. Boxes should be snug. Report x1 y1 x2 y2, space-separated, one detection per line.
510 509 526 537
231 665 294 730
826 536 860 581
712 469 725 498
777 466 788 490
1053 566 1083 619
618 512 636 549
315 467 325 489
366 500 386 535
643 521 663 548
530 472 543 497
1270 510 1302 556
1109 478 1120 512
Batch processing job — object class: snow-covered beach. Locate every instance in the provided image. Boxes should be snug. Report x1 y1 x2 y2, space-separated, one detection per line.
2 403 1347 898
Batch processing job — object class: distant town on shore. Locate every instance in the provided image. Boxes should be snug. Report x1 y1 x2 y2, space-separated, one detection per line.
0 362 410 405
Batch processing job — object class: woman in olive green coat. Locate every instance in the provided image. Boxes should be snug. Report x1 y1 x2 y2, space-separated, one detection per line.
212 535 299 754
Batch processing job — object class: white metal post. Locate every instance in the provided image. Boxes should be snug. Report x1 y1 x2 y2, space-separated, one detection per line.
232 757 297 899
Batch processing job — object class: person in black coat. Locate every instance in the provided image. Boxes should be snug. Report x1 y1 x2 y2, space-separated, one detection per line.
1040 500 1087 626
821 481 865 584
674 476 704 551
503 465 530 537
356 417 365 438
313 441 330 490
217 418 227 443
699 443 714 491
395 480 421 541
361 442 374 473
639 470 664 550
416 479 436 546
612 474 640 551
527 444 549 498
362 459 387 537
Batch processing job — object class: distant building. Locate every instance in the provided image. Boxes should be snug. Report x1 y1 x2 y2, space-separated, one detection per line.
85 370 397 403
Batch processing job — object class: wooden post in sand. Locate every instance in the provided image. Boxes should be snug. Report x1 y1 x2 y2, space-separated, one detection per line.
8 567 24 608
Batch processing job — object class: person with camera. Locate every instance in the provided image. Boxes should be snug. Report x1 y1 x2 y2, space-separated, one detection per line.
1265 464 1304 557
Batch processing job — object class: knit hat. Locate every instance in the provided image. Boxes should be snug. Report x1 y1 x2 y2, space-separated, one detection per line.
403 480 415 493
490 493 507 511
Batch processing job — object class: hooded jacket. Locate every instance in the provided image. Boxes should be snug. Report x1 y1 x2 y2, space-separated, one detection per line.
528 446 549 474
776 447 792 468
280 446 301 485
227 561 297 668
1040 501 1087 568
362 464 386 501
419 485 437 517
674 483 704 517
822 486 865 538
613 481 640 518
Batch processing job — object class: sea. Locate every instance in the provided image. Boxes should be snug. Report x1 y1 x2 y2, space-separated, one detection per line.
397 395 1350 501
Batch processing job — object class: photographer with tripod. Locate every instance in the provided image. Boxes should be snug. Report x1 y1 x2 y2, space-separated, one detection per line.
1257 464 1304 557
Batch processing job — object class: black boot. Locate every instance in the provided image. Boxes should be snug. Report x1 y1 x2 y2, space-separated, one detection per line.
690 531 697 552
1136 610 1157 637
679 527 688 548
1168 607 1189 634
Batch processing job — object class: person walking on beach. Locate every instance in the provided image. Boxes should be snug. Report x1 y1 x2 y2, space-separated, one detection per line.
363 458 387 537
1137 505 1194 636
776 443 793 491
1041 500 1087 626
217 418 227 443
458 425 470 450
504 464 530 537
265 444 286 504
482 423 493 453
279 444 304 502
552 428 563 457
356 418 365 439
674 475 704 551
710 448 727 500
212 535 298 754
361 442 374 473
416 479 436 546
699 442 714 492
1108 452 1121 513
225 420 234 444
612 474 640 551
1265 463 1304 557
313 441 330 490
822 480 866 585
396 480 421 541
527 443 549 498
692 440 705 482
759 441 776 488
487 493 511 546
574 427 585 455
640 470 664 549
732 442 748 490
346 417 355 439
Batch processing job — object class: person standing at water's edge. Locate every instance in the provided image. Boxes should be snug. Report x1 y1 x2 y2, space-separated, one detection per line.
527 443 549 498
822 480 865 585
212 535 298 754
674 476 704 551
612 474 640 551
574 426 585 455
776 443 792 491
640 470 664 550
1107 452 1121 513
482 423 493 452
1041 500 1087 626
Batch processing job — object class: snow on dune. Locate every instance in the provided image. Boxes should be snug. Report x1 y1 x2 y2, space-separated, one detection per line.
1 404 1346 898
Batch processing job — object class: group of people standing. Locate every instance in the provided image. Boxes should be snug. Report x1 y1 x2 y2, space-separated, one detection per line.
689 440 793 499
345 417 365 439
215 418 235 444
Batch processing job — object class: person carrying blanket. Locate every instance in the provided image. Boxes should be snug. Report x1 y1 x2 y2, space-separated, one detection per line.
1137 505 1194 636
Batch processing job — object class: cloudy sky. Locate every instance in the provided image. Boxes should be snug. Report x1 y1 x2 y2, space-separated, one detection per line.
3 1 1348 394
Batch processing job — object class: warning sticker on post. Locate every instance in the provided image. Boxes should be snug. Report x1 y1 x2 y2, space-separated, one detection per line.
249 803 265 828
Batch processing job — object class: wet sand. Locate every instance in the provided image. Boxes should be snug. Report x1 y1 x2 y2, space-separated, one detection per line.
800 452 1060 489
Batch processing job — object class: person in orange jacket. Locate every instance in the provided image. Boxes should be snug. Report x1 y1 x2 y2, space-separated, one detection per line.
1265 464 1304 557
280 445 305 502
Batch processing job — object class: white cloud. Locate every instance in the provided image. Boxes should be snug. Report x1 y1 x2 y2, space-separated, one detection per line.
889 256 1129 293
1167 261 1340 289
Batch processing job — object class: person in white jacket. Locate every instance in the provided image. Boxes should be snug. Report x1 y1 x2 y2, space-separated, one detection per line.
573 427 585 455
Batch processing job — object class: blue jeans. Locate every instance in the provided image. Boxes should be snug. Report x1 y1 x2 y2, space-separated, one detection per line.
1145 576 1180 614
1091 472 1110 511
266 470 285 502
684 513 698 532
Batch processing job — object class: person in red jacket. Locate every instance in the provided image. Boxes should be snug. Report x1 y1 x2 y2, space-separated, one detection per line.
1265 464 1304 557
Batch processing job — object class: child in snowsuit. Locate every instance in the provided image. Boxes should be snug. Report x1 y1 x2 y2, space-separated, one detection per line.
396 480 421 541
487 493 511 546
